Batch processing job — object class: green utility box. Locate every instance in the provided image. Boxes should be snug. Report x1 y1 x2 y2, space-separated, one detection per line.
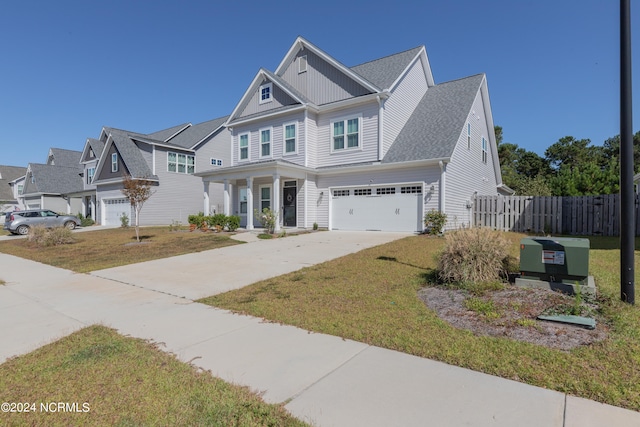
516 237 596 296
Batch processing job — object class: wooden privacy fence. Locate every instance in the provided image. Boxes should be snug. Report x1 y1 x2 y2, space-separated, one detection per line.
473 194 640 236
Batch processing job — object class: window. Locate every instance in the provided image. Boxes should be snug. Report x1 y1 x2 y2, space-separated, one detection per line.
86 167 95 184
260 186 271 211
210 158 223 166
333 189 350 197
111 153 118 172
467 123 471 150
354 188 371 196
89 148 95 158
260 128 271 157
239 187 247 214
239 133 249 160
30 175 35 184
332 116 360 150
17 184 23 195
299 55 307 73
482 137 488 164
259 82 272 104
401 186 422 194
376 187 396 195
168 152 195 174
284 123 296 154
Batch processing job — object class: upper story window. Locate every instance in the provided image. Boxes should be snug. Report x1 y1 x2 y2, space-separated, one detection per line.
260 128 271 158
467 123 471 150
210 158 223 166
482 137 488 164
111 153 118 172
17 184 23 195
239 133 249 161
332 116 360 151
284 123 296 154
86 167 95 184
168 152 195 174
259 82 272 104
298 55 307 73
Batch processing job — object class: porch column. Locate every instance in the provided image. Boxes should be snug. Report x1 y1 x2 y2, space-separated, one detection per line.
203 181 210 215
246 177 254 230
273 173 281 232
82 198 87 218
91 195 96 221
223 179 230 216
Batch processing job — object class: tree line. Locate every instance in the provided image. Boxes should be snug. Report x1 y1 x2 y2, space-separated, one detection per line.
496 126 640 196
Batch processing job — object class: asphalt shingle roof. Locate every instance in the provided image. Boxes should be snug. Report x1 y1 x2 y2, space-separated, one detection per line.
350 46 423 90
383 74 485 163
23 163 84 195
147 123 190 142
49 148 82 168
103 127 157 180
86 138 105 160
0 165 26 202
165 116 229 149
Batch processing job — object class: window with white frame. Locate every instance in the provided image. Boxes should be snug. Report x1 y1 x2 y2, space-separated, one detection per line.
17 184 23 195
260 186 271 211
239 133 249 160
168 152 195 174
332 116 360 151
284 123 296 154
210 158 223 166
467 123 471 150
260 128 271 157
259 82 272 104
111 153 118 172
482 137 488 164
86 167 95 184
239 187 247 214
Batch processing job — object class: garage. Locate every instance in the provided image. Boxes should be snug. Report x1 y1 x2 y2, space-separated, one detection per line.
103 198 131 226
330 185 423 232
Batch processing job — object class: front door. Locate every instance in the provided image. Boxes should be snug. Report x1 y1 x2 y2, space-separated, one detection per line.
283 181 297 227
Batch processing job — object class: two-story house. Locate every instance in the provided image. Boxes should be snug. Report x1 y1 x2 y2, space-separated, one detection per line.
0 165 27 212
85 116 230 226
196 37 508 232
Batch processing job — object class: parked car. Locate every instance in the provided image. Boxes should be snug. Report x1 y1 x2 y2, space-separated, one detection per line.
3 209 81 235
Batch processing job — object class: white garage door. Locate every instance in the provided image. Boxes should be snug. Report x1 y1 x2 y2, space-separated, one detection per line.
103 198 131 226
331 185 423 232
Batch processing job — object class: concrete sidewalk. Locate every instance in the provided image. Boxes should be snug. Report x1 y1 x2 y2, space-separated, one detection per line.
1 231 639 426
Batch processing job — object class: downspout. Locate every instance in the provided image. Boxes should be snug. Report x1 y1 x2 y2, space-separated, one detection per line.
439 160 446 214
152 145 156 175
304 108 308 167
376 95 385 161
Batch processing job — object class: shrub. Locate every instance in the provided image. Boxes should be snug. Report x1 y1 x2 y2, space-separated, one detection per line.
188 213 206 229
226 215 240 231
424 210 448 235
437 227 511 285
254 208 278 234
28 226 75 247
313 222 318 231
208 214 227 230
120 213 129 228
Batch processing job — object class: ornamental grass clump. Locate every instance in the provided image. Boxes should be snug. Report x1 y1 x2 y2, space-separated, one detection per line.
437 227 510 285
27 226 75 247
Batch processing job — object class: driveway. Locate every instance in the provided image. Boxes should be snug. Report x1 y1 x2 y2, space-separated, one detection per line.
90 230 409 300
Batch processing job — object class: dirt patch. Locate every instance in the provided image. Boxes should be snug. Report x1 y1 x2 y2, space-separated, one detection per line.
418 286 609 351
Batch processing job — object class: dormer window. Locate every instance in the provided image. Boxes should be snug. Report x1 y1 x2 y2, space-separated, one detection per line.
259 82 272 104
89 148 95 158
111 153 118 172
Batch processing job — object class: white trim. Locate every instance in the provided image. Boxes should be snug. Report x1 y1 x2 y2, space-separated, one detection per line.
259 82 273 104
167 151 195 174
259 126 273 159
238 186 248 216
282 122 298 156
111 153 118 172
238 132 250 162
330 114 363 153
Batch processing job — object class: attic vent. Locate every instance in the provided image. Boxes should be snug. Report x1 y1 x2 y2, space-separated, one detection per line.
298 55 307 73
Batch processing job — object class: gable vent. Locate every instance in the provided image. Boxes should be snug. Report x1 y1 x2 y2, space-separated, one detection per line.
298 55 307 73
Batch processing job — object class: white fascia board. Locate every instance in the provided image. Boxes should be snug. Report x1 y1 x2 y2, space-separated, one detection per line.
421 48 435 87
227 105 308 128
132 137 196 153
317 158 450 176
92 135 115 181
315 93 382 114
387 47 427 92
479 75 502 185
163 124 192 143
196 160 313 182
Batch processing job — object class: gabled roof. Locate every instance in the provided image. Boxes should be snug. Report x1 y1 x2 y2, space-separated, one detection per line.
383 74 485 163
147 123 191 142
164 115 229 149
80 138 105 164
47 148 82 168
350 46 430 90
95 127 156 180
22 163 84 195
0 165 26 202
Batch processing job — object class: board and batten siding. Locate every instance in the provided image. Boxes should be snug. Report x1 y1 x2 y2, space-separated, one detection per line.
238 79 298 119
382 56 429 156
280 48 371 105
444 89 498 229
316 102 380 168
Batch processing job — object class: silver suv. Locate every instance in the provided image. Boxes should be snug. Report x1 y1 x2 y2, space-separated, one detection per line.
3 209 81 235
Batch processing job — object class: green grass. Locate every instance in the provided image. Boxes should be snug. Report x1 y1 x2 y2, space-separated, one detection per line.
0 227 241 273
200 233 640 411
0 325 307 427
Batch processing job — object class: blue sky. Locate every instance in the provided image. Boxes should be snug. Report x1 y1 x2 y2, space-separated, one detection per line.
1 0 637 167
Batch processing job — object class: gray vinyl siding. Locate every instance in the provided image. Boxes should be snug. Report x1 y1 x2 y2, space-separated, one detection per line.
316 102 380 168
96 144 128 181
280 48 372 105
138 143 153 174
83 160 99 191
305 112 318 168
444 89 498 229
383 57 429 156
195 128 232 173
232 112 306 167
238 79 298 119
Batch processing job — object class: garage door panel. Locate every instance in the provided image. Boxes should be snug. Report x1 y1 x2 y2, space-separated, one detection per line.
103 199 130 226
332 193 422 232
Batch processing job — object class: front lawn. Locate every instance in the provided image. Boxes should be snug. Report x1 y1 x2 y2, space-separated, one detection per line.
0 227 241 273
0 325 307 426
200 233 640 411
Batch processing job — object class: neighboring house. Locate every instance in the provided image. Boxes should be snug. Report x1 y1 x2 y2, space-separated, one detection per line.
20 148 84 213
196 37 507 232
0 165 27 212
88 116 230 226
